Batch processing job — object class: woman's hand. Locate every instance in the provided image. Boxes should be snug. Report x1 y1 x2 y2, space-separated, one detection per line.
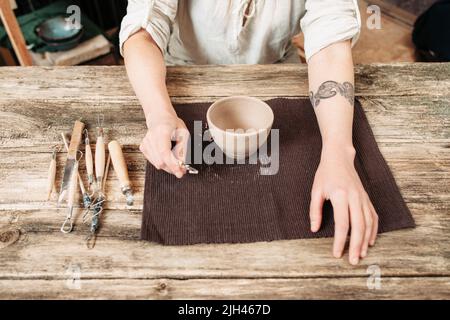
309 145 379 265
140 112 190 178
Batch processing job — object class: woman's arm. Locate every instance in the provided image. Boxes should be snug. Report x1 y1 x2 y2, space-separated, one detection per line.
124 29 173 122
123 30 187 178
307 40 378 265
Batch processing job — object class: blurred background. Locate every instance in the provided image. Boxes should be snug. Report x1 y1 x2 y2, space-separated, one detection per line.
0 0 446 66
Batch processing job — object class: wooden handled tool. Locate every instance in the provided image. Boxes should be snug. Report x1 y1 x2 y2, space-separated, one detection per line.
67 162 78 212
46 148 57 201
62 133 92 209
61 160 78 234
95 127 105 193
58 120 85 205
95 135 105 192
108 141 134 205
84 130 95 190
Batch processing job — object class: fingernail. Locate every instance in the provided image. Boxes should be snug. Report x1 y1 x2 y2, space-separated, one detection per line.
361 250 367 258
350 257 359 265
310 220 317 232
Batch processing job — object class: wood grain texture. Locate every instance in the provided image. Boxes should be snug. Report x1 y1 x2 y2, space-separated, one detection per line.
1 278 448 300
0 64 449 102
0 64 449 299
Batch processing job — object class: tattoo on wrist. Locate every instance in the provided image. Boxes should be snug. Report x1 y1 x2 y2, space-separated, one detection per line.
309 81 355 108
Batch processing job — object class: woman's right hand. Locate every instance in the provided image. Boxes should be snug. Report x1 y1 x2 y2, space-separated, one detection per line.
140 112 190 178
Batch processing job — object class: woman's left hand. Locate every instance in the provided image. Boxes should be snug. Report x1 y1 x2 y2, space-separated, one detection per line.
309 145 379 265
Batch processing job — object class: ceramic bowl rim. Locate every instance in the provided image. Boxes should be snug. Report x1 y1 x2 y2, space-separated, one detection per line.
206 96 274 137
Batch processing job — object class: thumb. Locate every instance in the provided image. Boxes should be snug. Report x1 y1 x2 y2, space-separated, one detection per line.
309 187 324 232
172 126 190 162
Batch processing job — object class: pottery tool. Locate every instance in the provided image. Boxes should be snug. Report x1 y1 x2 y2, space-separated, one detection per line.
85 116 108 249
84 129 95 191
60 153 81 234
58 120 85 205
108 141 134 206
85 154 110 249
103 154 111 191
61 132 92 209
95 115 105 192
46 146 60 201
178 160 199 175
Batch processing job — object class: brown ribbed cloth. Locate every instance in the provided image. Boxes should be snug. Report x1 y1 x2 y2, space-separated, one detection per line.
142 98 415 245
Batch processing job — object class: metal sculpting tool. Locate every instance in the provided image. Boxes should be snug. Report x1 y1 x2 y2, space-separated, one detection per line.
85 115 107 249
58 120 85 205
179 160 199 175
61 133 92 209
60 151 82 234
84 129 95 191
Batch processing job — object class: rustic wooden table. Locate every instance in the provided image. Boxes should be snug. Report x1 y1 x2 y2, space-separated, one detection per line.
0 63 449 299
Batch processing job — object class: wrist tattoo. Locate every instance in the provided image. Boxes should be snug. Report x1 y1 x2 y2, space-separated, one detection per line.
309 81 355 108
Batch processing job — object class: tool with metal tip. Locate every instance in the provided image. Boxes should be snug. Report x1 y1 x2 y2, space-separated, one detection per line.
108 141 134 206
179 160 199 175
58 120 85 205
86 154 110 249
95 116 105 193
84 129 95 191
61 132 92 209
86 116 107 249
61 158 79 233
46 146 59 201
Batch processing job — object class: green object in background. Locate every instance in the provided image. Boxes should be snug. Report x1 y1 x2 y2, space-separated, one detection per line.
0 0 103 53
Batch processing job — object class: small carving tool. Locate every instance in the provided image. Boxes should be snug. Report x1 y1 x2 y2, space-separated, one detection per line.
61 133 92 209
108 140 134 206
46 146 60 201
85 154 110 249
85 115 107 249
95 115 105 192
58 120 85 205
84 129 95 191
179 160 199 175
60 152 82 234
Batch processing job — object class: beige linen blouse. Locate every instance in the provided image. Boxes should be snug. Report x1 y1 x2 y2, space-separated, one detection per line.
120 0 361 65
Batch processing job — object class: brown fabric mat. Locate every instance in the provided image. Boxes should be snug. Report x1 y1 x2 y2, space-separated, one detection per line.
142 98 415 245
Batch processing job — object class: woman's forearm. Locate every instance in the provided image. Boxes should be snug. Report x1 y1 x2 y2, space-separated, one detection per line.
308 41 379 264
123 29 176 125
307 40 355 154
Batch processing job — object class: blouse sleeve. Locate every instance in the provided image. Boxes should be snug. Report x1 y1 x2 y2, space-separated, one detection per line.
300 0 361 61
119 0 178 56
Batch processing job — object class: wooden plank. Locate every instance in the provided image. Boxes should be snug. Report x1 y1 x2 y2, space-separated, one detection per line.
0 96 448 151
0 200 447 238
0 150 448 208
0 277 448 300
0 65 449 102
0 206 448 279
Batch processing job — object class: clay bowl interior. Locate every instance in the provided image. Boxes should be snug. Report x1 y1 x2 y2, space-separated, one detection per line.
207 96 274 134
